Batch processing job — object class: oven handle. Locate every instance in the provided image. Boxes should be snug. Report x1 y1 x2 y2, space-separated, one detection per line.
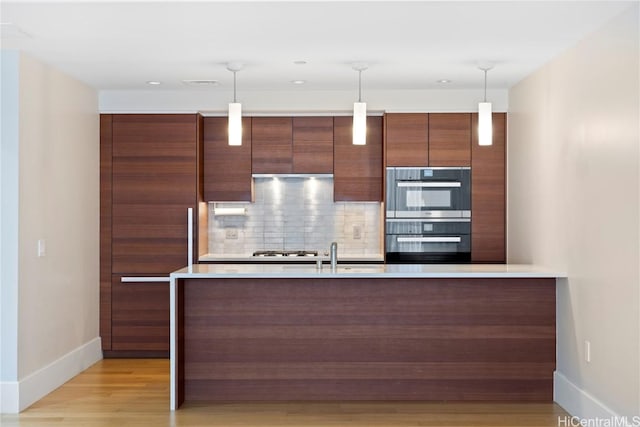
121 277 171 283
397 236 462 243
397 182 461 188
386 218 470 223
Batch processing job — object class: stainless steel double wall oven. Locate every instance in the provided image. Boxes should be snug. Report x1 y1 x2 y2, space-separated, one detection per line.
385 167 471 263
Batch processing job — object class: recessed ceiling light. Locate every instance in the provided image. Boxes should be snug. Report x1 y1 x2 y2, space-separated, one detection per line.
146 81 162 85
293 60 307 65
291 80 306 85
437 79 452 84
182 79 219 86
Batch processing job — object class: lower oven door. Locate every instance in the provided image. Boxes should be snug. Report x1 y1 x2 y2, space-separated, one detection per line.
385 235 471 263
385 218 471 264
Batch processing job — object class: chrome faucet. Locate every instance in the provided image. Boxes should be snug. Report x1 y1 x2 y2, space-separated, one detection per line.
330 241 338 271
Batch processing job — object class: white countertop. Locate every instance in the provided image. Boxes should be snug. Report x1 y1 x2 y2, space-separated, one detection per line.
198 254 385 263
171 263 566 279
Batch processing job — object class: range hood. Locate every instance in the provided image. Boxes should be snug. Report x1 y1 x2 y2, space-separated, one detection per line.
252 173 333 179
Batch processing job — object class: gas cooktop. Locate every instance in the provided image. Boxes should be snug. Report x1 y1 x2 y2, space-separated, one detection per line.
253 250 319 257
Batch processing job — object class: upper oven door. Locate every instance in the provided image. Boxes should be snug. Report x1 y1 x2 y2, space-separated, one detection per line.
393 167 470 218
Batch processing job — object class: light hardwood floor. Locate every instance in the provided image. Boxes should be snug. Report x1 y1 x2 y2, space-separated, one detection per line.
1 359 568 426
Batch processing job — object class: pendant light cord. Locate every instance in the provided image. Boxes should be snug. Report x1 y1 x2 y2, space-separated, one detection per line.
233 70 237 103
358 69 362 102
483 68 487 102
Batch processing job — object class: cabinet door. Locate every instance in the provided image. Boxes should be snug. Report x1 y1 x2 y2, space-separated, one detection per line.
428 113 471 166
334 116 383 201
251 117 293 173
292 117 333 173
203 116 252 201
385 113 429 166
471 112 506 262
111 275 170 352
111 114 197 274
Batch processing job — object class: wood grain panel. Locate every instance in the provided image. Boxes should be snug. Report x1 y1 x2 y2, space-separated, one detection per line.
428 113 471 166
203 116 252 201
334 116 383 201
471 113 506 262
111 275 170 351
186 379 552 401
186 361 555 380
180 277 555 401
292 117 334 173
111 204 191 273
99 114 113 351
251 117 293 173
385 113 429 166
111 114 198 274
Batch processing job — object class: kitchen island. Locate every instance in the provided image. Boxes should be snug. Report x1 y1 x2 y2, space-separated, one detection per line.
169 264 564 410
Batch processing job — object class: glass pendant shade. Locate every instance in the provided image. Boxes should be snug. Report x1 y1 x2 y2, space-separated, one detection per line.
478 101 493 146
352 101 367 146
228 102 242 146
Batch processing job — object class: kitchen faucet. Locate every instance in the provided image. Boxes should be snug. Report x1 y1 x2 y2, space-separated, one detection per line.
330 241 338 272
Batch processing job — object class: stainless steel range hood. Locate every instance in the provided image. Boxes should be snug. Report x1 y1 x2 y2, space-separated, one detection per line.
252 174 333 179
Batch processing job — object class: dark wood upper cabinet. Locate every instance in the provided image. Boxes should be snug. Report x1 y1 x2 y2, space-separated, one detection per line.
292 117 334 173
203 116 252 201
334 116 383 202
251 117 293 173
428 113 471 166
385 113 429 166
110 114 198 275
471 112 506 263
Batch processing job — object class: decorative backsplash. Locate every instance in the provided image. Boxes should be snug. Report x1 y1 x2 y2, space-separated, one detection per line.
208 177 382 256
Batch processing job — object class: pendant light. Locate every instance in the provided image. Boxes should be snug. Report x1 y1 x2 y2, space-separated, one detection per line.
227 62 243 146
352 62 368 145
478 64 493 146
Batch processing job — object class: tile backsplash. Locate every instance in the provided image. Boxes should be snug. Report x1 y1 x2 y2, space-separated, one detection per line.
208 177 382 256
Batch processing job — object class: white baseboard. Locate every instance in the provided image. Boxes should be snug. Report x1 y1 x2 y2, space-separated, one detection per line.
554 370 623 420
0 337 102 414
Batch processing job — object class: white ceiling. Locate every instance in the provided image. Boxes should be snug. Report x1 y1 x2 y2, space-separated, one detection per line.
1 1 635 93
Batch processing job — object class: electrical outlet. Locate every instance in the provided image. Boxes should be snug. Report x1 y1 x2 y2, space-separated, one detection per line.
225 228 238 240
353 225 362 240
585 340 591 363
37 239 46 257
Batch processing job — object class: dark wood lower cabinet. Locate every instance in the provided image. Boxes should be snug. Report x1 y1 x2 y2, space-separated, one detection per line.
110 275 170 354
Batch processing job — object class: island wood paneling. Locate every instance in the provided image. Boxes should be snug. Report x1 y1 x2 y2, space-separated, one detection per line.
428 113 472 166
203 116 253 201
180 277 555 402
100 115 113 350
111 275 170 352
385 113 429 166
251 117 293 173
292 117 334 173
334 116 383 201
471 113 506 262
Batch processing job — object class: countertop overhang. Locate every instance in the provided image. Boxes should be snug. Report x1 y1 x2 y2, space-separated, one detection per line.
171 263 566 279
198 254 385 263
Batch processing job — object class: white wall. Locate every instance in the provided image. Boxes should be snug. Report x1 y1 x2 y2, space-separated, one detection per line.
1 51 21 409
508 5 639 419
99 88 508 114
0 52 101 413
